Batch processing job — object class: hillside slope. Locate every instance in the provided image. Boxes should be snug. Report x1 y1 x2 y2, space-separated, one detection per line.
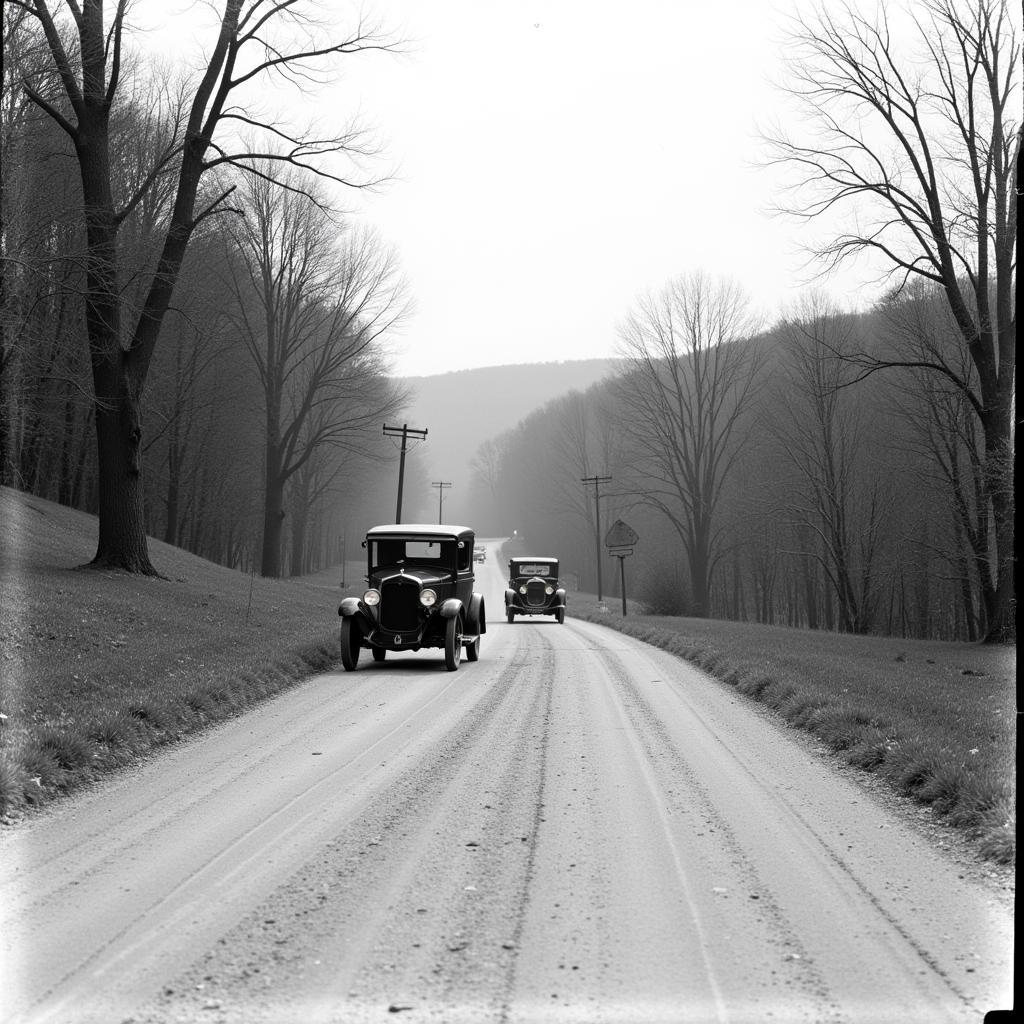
400 358 616 522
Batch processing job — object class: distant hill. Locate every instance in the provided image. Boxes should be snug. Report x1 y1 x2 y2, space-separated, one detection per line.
397 358 617 523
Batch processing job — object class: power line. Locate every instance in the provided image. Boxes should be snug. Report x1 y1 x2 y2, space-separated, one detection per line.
383 423 428 523
431 480 452 523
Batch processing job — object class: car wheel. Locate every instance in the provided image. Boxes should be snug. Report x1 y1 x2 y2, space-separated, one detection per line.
371 646 386 663
340 618 361 671
506 609 515 624
444 615 462 671
556 608 565 624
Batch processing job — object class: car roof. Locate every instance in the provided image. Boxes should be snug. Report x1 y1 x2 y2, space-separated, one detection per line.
367 523 475 541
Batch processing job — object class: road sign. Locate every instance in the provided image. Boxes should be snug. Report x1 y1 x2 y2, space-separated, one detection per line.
604 519 639 549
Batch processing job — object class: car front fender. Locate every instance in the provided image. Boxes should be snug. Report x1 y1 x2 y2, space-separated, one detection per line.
438 598 463 620
504 588 516 607
555 588 567 607
338 597 376 631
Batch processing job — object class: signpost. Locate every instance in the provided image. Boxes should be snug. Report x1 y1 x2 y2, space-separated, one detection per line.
604 519 639 616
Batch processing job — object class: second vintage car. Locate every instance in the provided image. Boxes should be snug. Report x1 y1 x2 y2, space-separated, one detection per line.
504 556 566 623
339 524 486 671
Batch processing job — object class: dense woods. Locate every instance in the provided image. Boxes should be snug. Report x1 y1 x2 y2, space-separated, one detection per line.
466 289 1003 641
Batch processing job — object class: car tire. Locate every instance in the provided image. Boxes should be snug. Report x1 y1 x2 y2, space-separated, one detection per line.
444 615 462 671
371 646 386 663
556 608 565 624
506 609 515 624
340 618 361 671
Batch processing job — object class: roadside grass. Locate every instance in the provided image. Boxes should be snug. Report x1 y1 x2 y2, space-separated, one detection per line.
0 486 361 820
569 596 1015 865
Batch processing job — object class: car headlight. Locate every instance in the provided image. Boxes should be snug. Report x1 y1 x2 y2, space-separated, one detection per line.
519 585 527 594
545 585 553 595
363 588 380 606
420 588 437 607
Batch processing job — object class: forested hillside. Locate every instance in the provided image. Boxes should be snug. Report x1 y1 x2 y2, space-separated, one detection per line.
401 359 616 524
467 282 1008 643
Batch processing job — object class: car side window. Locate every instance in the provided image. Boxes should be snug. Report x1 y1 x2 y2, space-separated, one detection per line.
457 541 471 572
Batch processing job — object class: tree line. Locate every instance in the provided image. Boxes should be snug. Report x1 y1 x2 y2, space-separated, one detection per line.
469 0 1017 643
1 2 412 578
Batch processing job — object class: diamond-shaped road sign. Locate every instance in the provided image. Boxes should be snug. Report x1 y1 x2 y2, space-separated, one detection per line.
604 519 639 549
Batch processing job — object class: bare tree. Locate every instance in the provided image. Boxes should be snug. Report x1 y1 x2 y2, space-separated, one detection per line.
226 170 407 577
769 296 890 634
768 0 1019 640
615 272 764 618
880 282 996 640
10 0 395 574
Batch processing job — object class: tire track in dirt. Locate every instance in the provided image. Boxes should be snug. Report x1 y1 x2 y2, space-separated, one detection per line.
135 627 558 1023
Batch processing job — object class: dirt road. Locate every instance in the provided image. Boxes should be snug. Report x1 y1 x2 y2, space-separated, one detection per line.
0 541 1012 1023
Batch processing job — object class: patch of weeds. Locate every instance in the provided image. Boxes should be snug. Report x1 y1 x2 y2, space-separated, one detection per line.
760 682 795 711
946 769 1009 830
87 711 139 749
915 762 967 815
127 699 171 730
185 691 218 716
736 673 773 699
780 693 826 728
0 751 26 815
721 667 743 687
886 748 935 797
846 732 891 771
19 745 62 793
976 807 1015 864
36 726 96 771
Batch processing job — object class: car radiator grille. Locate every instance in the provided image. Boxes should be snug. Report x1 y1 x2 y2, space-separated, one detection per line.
526 580 547 606
380 580 421 631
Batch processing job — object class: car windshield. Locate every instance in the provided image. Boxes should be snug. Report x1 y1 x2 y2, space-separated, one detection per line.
370 538 457 571
513 562 557 578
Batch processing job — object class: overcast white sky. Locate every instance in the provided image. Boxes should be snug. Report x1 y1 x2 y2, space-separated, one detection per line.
330 0 900 378
152 1 898 378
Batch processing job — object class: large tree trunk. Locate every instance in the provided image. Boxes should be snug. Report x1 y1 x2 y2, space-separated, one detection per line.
89 363 155 573
261 458 285 578
77 111 158 575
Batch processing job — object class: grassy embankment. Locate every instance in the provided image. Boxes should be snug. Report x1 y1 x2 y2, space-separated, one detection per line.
0 486 361 820
568 594 1015 864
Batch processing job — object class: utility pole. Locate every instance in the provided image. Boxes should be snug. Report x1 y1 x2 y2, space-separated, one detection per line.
431 481 452 523
581 474 612 601
383 423 428 523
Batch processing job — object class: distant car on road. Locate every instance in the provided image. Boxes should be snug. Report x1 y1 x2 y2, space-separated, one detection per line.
338 524 485 671
473 544 486 563
505 556 566 624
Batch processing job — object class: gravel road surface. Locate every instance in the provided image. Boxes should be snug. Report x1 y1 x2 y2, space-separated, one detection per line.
0 541 1012 1023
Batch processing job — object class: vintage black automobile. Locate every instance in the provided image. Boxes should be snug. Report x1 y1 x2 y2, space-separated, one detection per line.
338 524 486 671
504 556 566 623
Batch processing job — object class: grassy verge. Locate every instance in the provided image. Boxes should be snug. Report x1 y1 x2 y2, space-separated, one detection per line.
0 487 361 821
569 595 1015 865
